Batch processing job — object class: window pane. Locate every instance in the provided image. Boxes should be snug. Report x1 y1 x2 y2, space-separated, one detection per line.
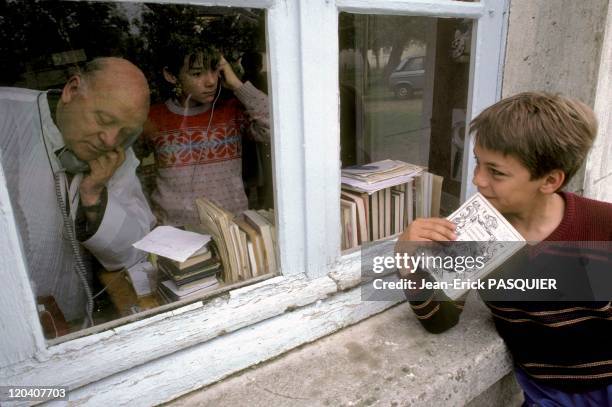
339 13 473 249
0 1 276 339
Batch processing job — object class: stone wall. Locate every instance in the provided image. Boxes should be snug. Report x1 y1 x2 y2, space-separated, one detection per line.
501 0 609 194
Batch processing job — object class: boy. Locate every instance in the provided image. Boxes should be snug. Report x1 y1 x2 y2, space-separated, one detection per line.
397 92 612 405
140 42 270 225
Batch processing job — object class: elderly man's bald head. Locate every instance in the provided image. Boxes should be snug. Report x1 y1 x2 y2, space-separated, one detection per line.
57 57 151 161
79 57 150 109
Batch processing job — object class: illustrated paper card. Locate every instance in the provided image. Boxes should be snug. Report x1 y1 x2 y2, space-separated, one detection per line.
427 193 526 299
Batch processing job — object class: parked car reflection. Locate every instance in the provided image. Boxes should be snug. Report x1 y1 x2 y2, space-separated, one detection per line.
388 56 425 99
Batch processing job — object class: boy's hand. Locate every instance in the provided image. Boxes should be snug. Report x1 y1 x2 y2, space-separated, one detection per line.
217 56 243 91
395 218 456 277
398 218 457 242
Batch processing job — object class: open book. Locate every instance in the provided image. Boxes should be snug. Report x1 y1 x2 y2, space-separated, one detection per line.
194 198 247 284
427 193 526 299
194 198 277 283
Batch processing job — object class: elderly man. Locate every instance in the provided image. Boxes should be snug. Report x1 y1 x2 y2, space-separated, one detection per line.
0 57 155 326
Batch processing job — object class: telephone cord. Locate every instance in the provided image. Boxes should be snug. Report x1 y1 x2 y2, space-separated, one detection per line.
53 171 95 328
38 91 94 328
188 83 222 193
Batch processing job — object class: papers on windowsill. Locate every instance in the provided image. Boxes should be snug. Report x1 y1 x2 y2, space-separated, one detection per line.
132 226 212 263
342 160 424 183
341 173 419 194
341 159 424 193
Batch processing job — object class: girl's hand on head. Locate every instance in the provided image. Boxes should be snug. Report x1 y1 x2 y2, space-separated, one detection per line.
217 55 243 91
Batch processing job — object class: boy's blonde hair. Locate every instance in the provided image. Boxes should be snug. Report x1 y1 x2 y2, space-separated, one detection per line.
470 92 597 187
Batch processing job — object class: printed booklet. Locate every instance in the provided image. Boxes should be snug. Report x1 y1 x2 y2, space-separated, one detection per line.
427 193 526 299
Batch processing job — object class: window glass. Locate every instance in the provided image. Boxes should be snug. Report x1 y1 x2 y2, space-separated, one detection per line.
401 57 424 71
0 1 276 339
339 13 473 249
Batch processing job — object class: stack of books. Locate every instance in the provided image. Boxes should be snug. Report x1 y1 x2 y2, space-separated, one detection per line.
157 242 222 302
240 209 277 278
340 160 442 250
195 198 277 284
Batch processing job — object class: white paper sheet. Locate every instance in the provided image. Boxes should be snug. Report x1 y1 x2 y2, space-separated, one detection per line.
126 260 155 297
132 226 212 262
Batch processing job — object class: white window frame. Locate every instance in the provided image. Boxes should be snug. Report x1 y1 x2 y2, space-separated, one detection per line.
0 0 507 403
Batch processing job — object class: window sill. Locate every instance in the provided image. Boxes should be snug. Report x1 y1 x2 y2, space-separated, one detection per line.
2 238 400 392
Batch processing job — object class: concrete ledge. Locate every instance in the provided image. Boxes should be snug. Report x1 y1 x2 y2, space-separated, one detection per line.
167 293 517 406
467 372 522 407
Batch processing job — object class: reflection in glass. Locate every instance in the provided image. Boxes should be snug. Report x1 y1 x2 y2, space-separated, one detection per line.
339 13 473 214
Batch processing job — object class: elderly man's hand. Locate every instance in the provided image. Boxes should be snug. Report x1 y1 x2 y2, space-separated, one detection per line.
80 146 125 208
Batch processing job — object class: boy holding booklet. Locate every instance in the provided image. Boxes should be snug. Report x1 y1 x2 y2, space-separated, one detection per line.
397 92 612 405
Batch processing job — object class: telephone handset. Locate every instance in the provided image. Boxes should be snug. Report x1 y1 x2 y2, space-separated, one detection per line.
58 131 140 174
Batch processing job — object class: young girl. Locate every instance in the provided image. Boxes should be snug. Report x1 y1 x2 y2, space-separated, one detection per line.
141 44 270 225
